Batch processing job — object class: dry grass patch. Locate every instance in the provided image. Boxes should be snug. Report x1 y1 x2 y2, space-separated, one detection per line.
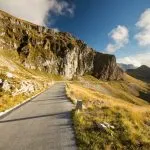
0 48 62 112
67 83 150 150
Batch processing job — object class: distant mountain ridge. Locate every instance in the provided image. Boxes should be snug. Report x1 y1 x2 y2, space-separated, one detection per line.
0 10 123 80
118 63 137 71
127 65 150 83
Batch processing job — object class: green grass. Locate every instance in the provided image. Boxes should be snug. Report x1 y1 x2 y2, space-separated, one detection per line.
0 92 30 112
66 76 150 150
73 107 150 150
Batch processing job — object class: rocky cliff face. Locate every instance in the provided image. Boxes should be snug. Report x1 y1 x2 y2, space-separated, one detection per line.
0 10 123 80
93 53 123 80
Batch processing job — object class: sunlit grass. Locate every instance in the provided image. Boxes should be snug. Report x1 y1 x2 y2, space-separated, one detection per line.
66 78 150 149
0 48 62 112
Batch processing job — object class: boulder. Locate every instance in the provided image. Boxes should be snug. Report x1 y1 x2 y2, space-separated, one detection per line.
6 72 13 78
0 78 3 87
2 80 11 91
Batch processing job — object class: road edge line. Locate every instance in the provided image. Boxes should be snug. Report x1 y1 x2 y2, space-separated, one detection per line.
0 83 54 119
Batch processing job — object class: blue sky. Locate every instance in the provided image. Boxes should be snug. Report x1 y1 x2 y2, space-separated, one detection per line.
0 0 150 66
49 0 150 64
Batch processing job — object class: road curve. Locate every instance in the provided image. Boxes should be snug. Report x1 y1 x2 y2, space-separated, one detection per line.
0 83 77 150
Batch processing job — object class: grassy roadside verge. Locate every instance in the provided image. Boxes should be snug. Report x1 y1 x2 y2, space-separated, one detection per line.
66 82 150 150
0 85 48 112
0 48 63 112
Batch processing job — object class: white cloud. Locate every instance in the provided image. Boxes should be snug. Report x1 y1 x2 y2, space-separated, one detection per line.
117 52 150 67
106 25 129 53
0 0 74 26
135 8 150 46
117 10 150 67
105 44 120 53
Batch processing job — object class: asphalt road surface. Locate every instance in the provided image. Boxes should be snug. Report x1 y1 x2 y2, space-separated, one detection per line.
0 83 77 150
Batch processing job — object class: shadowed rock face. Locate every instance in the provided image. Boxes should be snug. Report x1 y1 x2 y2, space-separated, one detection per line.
0 10 123 80
93 53 123 80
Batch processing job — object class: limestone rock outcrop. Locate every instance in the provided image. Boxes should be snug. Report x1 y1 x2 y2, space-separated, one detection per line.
93 52 123 80
0 10 123 80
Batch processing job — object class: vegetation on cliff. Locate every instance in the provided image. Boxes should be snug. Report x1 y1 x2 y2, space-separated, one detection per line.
0 10 123 80
0 48 61 112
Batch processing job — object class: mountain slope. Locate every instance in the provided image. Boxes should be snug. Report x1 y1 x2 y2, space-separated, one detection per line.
127 65 150 83
0 10 123 80
66 75 150 149
0 47 61 112
118 63 136 71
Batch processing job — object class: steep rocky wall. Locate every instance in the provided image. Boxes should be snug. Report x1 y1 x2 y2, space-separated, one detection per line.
0 10 123 80
93 52 123 80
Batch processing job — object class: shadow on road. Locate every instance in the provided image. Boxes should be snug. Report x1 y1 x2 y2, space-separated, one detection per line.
31 98 68 103
0 111 72 124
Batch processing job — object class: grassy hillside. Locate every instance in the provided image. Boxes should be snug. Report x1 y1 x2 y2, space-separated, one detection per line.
66 75 150 149
127 65 150 83
0 48 62 112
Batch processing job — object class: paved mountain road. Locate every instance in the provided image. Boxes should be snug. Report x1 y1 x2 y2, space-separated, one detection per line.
0 83 77 150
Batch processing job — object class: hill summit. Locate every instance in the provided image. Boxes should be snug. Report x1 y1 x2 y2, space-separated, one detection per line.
0 10 123 80
127 65 150 83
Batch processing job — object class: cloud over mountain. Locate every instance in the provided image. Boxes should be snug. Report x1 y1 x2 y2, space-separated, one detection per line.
117 52 150 67
105 25 129 53
0 0 74 26
135 8 150 46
